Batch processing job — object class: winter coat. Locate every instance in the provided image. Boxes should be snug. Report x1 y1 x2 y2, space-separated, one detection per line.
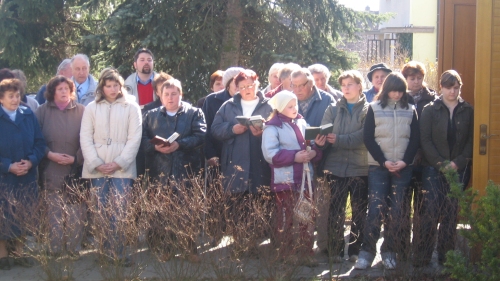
124 72 159 104
0 105 46 187
142 102 206 185
80 93 142 179
325 84 343 102
364 100 419 166
320 94 369 177
299 86 336 127
36 100 85 191
202 89 232 160
420 97 473 170
262 113 321 192
77 75 98 106
211 91 273 193
363 86 377 103
408 87 436 118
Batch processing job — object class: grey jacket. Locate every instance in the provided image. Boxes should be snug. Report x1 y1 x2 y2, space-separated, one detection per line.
320 94 369 177
124 72 159 104
77 75 98 106
211 91 273 193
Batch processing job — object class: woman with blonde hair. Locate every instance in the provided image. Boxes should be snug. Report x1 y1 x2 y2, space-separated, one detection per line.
80 68 142 266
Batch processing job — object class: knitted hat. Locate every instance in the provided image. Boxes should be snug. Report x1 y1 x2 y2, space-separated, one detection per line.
367 63 392 82
269 90 297 113
222 67 245 88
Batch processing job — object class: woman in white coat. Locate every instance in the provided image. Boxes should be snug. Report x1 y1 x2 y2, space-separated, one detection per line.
80 68 142 266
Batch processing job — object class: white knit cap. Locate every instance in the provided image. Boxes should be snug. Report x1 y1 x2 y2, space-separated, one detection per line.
222 67 245 88
269 90 297 113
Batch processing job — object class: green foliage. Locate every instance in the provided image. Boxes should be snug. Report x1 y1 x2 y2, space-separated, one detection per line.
0 0 386 101
443 167 500 281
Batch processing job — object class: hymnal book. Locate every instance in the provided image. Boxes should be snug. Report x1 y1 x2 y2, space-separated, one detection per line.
149 132 180 146
235 115 265 130
304 123 333 140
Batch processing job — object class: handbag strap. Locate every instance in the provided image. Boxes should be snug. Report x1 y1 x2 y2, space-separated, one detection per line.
299 146 313 199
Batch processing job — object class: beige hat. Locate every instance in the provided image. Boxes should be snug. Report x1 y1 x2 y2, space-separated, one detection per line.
269 90 297 113
222 67 245 88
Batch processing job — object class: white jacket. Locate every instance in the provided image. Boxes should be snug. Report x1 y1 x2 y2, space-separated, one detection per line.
80 93 142 179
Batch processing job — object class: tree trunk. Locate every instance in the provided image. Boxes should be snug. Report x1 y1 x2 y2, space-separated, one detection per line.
219 0 243 69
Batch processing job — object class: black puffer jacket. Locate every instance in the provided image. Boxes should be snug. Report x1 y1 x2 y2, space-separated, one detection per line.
141 102 206 186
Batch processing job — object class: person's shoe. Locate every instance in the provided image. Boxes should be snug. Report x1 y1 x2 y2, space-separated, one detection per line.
330 255 343 263
349 255 358 263
0 257 12 270
382 257 397 270
354 257 370 270
13 256 34 268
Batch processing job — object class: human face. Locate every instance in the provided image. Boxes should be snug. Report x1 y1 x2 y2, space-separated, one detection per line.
440 82 461 103
312 73 328 91
406 74 424 93
71 57 90 84
0 90 21 112
237 78 258 101
281 76 292 91
340 77 362 103
54 82 72 104
228 79 238 96
211 79 224 92
371 70 389 91
268 71 280 90
59 66 73 79
160 86 182 112
134 53 153 75
102 80 121 102
388 91 404 101
281 98 298 119
291 74 313 101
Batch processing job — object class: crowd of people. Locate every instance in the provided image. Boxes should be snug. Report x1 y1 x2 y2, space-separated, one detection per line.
0 47 473 270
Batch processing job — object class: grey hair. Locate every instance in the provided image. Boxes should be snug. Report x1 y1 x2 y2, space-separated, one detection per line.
57 59 72 74
11 69 27 95
308 63 331 80
71 54 90 67
278 63 301 81
268 63 284 79
291 68 315 85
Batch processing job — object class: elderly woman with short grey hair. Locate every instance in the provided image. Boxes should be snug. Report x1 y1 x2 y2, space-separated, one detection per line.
308 64 342 101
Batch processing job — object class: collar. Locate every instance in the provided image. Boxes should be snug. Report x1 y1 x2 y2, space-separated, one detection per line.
73 76 89 88
159 101 191 116
48 100 78 110
136 72 154 85
266 112 303 127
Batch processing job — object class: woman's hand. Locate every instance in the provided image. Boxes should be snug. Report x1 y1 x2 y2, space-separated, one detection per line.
9 161 29 176
326 133 337 144
249 125 263 137
294 150 310 163
232 124 248 135
48 152 75 165
155 141 180 154
391 161 407 172
315 135 327 147
96 162 121 175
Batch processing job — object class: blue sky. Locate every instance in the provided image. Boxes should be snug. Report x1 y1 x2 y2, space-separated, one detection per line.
337 0 379 11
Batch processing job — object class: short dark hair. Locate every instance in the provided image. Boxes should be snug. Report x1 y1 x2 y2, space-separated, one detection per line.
0 68 15 83
440 70 463 88
152 72 174 92
134 48 154 62
234 69 259 87
45 76 76 102
0 78 22 100
209 70 224 90
376 72 410 109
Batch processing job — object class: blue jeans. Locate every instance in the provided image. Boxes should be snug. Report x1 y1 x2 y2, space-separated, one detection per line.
359 165 413 263
91 177 133 259
413 165 471 265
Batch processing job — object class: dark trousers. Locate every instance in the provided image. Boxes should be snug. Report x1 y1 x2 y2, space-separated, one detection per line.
413 164 471 265
326 175 368 257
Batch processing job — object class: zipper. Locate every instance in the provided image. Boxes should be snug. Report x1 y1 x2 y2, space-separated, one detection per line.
107 103 112 145
393 102 397 162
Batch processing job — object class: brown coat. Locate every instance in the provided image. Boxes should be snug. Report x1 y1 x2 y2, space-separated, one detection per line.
36 100 85 191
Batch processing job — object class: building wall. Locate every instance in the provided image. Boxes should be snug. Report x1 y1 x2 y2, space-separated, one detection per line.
411 0 438 62
379 0 411 28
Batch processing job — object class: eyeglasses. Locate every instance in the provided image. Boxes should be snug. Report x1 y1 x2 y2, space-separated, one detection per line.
238 83 256 91
291 80 309 89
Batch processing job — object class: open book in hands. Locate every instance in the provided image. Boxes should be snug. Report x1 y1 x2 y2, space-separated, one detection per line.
304 123 333 140
149 132 180 147
235 115 265 130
